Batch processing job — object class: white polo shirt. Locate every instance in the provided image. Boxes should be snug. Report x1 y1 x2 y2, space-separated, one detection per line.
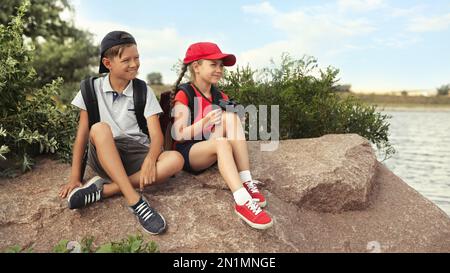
71 74 163 145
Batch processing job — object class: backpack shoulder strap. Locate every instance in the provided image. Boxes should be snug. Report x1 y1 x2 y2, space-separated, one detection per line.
80 76 100 130
132 78 149 136
178 83 196 125
79 76 98 181
211 85 224 105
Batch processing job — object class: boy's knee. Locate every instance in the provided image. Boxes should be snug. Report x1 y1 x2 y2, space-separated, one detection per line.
90 122 113 141
160 151 184 172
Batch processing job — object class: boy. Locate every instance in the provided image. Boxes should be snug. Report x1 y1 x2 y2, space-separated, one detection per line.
59 31 184 235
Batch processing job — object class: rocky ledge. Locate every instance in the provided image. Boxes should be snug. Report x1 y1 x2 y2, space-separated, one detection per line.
1 134 450 253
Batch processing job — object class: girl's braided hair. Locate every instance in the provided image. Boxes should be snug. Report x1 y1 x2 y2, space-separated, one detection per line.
170 64 188 108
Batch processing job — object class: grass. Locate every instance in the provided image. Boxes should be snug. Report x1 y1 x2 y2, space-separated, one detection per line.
4 234 159 253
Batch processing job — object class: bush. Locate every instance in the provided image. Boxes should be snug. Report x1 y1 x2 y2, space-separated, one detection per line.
0 1 78 176
221 54 394 159
437 84 450 96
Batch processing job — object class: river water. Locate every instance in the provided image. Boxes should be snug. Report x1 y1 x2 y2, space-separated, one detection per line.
379 108 450 216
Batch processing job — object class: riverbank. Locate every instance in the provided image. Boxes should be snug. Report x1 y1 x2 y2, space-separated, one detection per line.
340 93 450 109
377 106 450 112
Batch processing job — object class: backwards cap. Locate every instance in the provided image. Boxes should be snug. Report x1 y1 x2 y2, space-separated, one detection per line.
99 31 136 73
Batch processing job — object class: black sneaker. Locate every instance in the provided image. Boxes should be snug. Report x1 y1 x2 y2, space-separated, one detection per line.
130 197 166 235
67 176 107 209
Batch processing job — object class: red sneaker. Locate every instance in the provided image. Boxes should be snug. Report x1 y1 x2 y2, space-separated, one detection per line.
234 200 273 230
243 180 267 208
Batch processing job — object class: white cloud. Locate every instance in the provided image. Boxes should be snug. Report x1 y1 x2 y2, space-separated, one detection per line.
389 5 425 18
408 13 450 32
239 2 376 70
374 35 420 49
337 0 385 12
238 40 299 69
273 11 375 38
241 1 278 16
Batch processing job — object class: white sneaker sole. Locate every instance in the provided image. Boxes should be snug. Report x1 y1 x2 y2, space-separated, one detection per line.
67 176 102 207
234 209 273 230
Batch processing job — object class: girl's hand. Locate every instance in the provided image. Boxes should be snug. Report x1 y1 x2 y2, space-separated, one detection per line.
140 156 157 191
204 109 223 128
59 180 82 198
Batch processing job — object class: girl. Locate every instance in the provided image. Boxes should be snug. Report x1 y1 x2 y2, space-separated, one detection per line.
171 42 273 230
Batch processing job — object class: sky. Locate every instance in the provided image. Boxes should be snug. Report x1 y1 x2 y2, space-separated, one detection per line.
68 0 450 93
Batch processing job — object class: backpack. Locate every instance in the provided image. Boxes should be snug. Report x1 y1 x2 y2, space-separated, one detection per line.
79 76 148 180
159 83 224 151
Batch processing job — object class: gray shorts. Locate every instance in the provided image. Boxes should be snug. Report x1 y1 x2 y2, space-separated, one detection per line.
87 136 149 180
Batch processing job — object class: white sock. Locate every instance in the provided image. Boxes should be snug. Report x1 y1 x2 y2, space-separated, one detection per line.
239 170 252 183
233 187 252 206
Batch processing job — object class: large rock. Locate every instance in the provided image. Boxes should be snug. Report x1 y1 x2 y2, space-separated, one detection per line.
1 134 450 253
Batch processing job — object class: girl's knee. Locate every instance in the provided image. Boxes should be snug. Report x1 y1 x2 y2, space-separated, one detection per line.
214 137 232 153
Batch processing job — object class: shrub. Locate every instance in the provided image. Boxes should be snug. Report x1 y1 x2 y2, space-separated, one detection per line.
0 1 78 176
221 54 394 159
4 234 159 253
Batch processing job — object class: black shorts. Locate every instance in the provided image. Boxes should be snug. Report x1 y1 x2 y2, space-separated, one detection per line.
175 140 208 175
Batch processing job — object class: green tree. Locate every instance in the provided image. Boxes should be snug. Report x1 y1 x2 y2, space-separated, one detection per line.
0 1 78 176
1 0 98 104
0 0 76 41
147 72 163 85
437 84 450 96
31 32 98 104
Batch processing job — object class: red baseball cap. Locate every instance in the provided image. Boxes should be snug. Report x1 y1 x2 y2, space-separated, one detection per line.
183 42 236 66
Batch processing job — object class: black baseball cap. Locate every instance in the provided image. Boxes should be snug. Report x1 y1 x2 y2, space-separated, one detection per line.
99 31 137 73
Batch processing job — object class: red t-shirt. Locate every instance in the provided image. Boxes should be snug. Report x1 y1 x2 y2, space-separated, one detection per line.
173 84 229 141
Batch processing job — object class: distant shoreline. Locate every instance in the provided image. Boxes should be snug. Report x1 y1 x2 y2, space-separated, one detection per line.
339 93 450 110
376 105 450 112
152 86 450 110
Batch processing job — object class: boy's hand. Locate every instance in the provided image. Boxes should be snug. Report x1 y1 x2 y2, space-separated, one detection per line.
59 181 82 199
140 156 157 191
